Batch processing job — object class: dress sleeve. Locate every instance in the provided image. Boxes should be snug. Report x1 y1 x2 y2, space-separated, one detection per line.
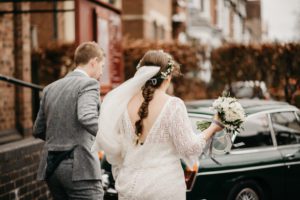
169 98 207 159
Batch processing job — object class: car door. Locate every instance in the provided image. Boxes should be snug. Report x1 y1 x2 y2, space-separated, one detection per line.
187 113 285 200
225 113 285 200
270 110 300 200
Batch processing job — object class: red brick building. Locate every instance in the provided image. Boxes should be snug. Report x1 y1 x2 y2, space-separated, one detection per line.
0 2 52 199
0 1 122 199
122 0 173 41
245 0 262 42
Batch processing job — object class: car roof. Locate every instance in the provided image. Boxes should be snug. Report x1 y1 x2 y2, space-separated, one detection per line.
185 99 297 116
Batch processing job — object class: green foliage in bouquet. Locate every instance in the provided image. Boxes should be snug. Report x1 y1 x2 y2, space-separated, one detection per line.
196 120 211 132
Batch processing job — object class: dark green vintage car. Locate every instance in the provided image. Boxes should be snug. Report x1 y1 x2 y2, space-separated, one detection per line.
186 100 300 200
101 100 300 200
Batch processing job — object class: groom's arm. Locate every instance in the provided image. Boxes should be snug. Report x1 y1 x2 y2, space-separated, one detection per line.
33 89 47 140
77 79 100 136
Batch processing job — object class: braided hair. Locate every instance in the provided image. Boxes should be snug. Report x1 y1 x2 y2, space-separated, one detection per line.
134 50 181 145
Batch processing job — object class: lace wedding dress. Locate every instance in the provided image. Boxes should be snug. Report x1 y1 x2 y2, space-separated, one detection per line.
114 97 207 200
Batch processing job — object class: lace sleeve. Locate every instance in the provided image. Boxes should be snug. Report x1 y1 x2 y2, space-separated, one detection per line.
169 98 207 158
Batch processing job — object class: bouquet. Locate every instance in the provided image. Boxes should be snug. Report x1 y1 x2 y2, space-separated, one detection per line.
197 95 246 135
196 94 246 164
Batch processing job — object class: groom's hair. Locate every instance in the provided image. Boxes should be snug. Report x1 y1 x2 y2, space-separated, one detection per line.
74 41 104 66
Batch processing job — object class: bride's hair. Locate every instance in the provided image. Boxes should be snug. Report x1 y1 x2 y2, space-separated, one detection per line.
134 50 181 145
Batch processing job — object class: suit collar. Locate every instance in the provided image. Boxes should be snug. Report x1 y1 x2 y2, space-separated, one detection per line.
66 71 87 78
74 69 89 77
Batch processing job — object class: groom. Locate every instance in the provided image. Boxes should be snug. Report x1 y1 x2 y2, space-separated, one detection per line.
33 42 104 199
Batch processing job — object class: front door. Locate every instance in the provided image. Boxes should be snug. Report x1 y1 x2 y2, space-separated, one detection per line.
270 111 300 200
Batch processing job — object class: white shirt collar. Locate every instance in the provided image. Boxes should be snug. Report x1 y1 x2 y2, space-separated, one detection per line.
74 68 90 77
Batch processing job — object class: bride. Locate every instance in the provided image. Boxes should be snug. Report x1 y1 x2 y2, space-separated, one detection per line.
92 50 223 200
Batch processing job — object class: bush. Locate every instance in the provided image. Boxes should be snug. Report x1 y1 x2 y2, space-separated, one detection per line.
31 43 76 86
123 39 207 100
210 43 300 103
32 40 209 100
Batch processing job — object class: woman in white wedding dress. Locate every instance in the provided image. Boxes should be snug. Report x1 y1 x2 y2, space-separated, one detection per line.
92 50 223 200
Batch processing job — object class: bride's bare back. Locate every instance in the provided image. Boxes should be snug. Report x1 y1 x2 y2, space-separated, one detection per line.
127 90 171 143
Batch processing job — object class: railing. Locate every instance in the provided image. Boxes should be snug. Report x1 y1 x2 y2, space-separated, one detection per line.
0 74 44 144
0 74 43 91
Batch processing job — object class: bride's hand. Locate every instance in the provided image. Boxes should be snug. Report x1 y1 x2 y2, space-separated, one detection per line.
210 114 224 133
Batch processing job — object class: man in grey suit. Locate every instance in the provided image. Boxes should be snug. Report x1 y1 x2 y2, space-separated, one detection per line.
33 42 104 199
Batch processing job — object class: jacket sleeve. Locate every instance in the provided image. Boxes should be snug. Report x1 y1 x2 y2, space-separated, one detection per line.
77 79 100 136
33 89 47 140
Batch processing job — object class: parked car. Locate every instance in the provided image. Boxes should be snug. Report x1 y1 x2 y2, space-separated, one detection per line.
101 99 300 200
224 81 271 100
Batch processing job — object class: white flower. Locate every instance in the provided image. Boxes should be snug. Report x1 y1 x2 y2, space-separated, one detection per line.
211 96 246 134
224 109 240 122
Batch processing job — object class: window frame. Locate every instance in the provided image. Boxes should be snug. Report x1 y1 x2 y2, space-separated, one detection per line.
230 112 275 151
188 112 276 153
187 108 300 153
269 110 300 147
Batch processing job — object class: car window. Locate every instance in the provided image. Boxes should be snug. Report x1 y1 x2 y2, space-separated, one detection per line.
189 115 230 154
296 112 300 121
232 113 273 150
271 111 300 146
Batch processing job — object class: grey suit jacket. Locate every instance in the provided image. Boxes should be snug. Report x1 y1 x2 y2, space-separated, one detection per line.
33 71 101 181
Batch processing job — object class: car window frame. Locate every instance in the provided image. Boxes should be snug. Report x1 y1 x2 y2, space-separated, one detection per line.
188 108 300 153
268 109 300 148
188 112 277 153
230 112 276 152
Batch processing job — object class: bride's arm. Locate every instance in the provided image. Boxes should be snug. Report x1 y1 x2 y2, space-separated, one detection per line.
169 98 222 158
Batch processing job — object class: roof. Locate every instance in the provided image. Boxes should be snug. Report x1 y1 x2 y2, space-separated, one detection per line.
185 99 297 116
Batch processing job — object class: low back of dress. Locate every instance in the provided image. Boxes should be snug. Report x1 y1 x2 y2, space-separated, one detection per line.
115 97 207 200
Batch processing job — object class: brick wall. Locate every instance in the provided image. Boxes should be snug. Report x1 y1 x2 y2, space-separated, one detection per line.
122 0 143 15
122 0 144 39
122 0 172 41
144 0 172 22
0 138 52 200
0 2 33 137
210 0 217 25
246 1 262 42
122 20 144 39
0 3 16 133
0 2 52 199
30 1 65 48
144 0 172 41
14 2 33 137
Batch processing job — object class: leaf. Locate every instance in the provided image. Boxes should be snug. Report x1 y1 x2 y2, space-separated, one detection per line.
196 121 211 131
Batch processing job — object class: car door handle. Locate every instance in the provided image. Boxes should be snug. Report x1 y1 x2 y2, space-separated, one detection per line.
284 153 295 160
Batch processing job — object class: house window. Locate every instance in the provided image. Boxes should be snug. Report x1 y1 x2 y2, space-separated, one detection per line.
210 0 218 25
153 21 157 40
159 26 165 40
200 0 204 12
152 23 165 41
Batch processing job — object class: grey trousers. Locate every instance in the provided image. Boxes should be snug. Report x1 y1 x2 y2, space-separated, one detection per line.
46 159 104 200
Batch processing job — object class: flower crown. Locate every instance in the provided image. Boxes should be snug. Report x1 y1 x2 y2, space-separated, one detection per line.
160 58 175 79
148 57 175 85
